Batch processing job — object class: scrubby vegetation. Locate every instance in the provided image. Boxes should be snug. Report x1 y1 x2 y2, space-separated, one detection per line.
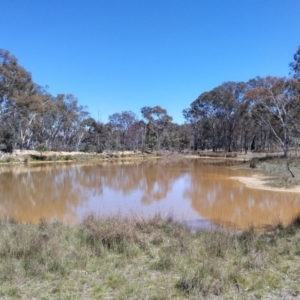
1 215 300 299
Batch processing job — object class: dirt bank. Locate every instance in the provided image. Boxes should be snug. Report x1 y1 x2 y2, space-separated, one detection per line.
231 174 300 193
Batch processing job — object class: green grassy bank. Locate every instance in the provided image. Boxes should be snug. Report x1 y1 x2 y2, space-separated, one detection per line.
1 216 300 299
247 156 300 189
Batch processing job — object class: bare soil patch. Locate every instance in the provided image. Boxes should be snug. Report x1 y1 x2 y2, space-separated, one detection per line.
231 174 300 193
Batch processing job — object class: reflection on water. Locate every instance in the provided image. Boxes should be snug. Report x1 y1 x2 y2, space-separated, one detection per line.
1 159 300 229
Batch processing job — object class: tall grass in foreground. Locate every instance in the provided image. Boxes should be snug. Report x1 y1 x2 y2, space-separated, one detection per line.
1 215 300 299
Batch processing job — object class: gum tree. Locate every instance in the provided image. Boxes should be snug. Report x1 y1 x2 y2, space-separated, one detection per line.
141 106 172 150
290 45 300 81
184 81 248 152
246 76 300 177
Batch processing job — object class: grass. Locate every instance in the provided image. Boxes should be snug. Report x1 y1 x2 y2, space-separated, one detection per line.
253 156 300 189
1 215 300 299
7 151 161 164
230 154 300 189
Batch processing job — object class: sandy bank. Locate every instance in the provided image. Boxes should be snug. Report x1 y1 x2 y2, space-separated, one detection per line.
231 174 300 193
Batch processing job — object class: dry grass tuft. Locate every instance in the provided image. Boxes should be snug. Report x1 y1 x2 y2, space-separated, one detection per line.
1 215 300 299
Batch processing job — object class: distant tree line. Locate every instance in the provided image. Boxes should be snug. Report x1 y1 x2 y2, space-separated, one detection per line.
1 47 300 157
184 46 300 158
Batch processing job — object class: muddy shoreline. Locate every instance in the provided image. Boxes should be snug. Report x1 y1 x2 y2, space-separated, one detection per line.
231 174 300 193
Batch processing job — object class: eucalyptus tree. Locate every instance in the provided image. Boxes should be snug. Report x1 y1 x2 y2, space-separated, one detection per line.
0 49 33 150
165 123 192 151
0 49 33 106
127 120 146 150
141 106 173 150
183 91 221 151
177 124 193 150
246 76 300 158
58 94 89 151
184 81 248 152
183 107 203 150
108 111 138 150
0 49 55 150
80 118 111 152
0 49 95 152
144 122 158 150
213 81 248 152
38 94 89 151
288 46 300 139
290 45 300 81
287 79 300 140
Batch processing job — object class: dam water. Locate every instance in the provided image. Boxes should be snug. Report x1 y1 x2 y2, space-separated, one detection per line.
1 158 300 230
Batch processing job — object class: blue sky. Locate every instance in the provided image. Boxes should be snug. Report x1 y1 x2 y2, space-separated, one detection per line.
1 0 300 124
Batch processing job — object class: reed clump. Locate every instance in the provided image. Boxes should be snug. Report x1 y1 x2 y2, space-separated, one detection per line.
1 215 300 299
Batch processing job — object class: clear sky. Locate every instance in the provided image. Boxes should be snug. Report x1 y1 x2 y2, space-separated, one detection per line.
1 0 300 124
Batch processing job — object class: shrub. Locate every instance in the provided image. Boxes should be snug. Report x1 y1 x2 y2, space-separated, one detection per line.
34 143 49 161
249 158 258 168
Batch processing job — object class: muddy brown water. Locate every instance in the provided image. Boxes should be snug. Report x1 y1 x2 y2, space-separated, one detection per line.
1 158 300 230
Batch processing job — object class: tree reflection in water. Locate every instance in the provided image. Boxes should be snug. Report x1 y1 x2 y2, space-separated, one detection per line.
184 160 300 229
1 159 300 229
